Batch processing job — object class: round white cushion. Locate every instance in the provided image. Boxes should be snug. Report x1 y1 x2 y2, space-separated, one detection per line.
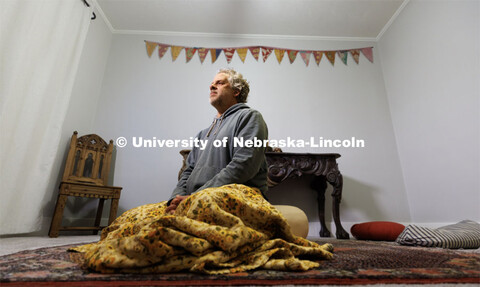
274 205 309 238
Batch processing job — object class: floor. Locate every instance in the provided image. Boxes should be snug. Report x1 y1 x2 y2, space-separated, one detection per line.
0 235 100 256
0 235 477 286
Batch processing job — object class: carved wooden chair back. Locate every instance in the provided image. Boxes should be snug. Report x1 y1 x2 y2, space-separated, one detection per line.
62 131 113 186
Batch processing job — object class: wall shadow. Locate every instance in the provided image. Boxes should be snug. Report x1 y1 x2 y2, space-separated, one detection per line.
341 176 389 221
266 174 388 228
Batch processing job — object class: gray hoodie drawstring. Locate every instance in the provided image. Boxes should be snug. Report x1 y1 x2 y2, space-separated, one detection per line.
213 115 224 136
206 118 217 137
205 114 225 137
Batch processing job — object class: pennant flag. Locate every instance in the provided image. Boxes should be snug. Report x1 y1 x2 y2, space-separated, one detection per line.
274 49 285 64
236 48 248 63
361 47 374 63
210 49 217 63
197 48 208 64
223 48 236 64
261 47 273 62
211 49 222 63
337 50 348 65
350 49 360 64
185 48 197 63
300 51 311 66
158 44 169 59
287 50 298 64
249 47 260 61
171 46 183 62
313 51 323 66
145 41 157 57
325 51 335 66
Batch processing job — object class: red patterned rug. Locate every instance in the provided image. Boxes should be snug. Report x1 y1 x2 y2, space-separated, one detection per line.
1 239 479 286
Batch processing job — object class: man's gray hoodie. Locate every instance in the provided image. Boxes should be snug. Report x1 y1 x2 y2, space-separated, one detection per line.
169 103 268 200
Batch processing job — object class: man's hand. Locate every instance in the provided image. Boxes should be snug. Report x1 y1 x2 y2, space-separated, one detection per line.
165 195 189 214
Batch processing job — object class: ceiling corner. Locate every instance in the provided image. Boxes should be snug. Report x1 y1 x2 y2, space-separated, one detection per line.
92 0 116 33
376 0 410 42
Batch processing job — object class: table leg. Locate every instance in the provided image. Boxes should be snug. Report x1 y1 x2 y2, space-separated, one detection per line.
311 176 331 237
326 171 349 239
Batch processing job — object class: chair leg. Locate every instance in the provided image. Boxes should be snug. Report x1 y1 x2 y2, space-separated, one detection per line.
93 198 105 235
49 194 68 238
108 198 119 225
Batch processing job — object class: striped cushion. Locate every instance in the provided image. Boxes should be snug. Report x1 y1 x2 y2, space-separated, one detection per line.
396 220 480 249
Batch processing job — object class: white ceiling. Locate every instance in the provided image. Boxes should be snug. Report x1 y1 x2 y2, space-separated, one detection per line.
94 0 408 41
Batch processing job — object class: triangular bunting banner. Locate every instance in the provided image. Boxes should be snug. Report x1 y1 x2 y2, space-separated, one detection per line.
197 48 208 64
300 51 311 66
287 50 298 64
325 51 335 66
185 48 197 63
313 51 323 66
237 48 248 63
337 50 348 65
223 48 236 64
350 49 360 64
361 47 374 63
211 49 222 63
145 41 373 66
274 49 285 64
145 41 157 58
158 44 169 59
249 47 260 61
261 47 273 62
171 46 183 62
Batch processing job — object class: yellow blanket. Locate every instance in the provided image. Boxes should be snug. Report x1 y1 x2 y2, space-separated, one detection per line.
70 184 333 274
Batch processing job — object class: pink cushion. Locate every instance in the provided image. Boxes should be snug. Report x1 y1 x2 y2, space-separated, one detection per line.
351 221 405 241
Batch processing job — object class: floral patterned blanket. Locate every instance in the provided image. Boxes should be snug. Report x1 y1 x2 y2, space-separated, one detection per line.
70 184 333 274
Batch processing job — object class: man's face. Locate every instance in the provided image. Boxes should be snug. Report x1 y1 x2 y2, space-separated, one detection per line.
209 73 239 114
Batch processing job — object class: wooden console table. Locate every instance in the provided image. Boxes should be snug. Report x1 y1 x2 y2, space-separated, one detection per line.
265 152 349 239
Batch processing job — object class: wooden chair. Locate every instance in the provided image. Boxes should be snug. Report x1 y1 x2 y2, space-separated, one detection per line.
49 131 122 237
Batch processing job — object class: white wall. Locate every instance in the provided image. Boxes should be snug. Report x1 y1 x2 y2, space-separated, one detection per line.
378 0 480 224
39 7 113 233
89 33 410 237
36 0 480 238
